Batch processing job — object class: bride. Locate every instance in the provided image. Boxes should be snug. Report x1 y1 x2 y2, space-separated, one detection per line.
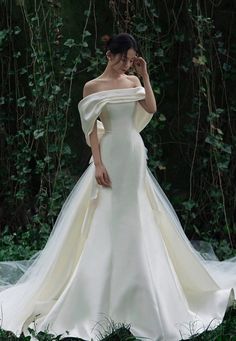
0 32 235 341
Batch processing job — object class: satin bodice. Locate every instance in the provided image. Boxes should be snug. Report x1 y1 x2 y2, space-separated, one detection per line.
78 86 153 146
99 101 139 134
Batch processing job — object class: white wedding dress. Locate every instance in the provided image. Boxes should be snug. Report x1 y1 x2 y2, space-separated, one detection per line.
0 86 235 341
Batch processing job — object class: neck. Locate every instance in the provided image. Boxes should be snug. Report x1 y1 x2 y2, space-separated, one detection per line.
100 64 126 80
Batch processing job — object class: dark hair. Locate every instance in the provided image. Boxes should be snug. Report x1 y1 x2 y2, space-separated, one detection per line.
103 33 140 57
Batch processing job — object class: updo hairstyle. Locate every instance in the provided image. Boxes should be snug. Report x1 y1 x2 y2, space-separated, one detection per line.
103 33 140 58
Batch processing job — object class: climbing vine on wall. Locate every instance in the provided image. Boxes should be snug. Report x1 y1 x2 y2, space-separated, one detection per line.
0 0 235 260
0 0 90 257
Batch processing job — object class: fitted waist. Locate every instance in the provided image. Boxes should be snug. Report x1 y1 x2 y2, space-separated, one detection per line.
103 128 137 134
101 129 143 149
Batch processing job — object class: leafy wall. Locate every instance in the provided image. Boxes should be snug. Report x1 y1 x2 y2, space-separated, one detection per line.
0 0 235 260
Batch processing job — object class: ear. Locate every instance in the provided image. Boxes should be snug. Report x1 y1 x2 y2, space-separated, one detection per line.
106 50 112 60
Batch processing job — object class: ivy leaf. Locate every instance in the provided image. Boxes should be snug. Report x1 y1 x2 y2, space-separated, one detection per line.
216 128 223 135
221 144 231 154
198 43 206 51
154 87 161 95
181 65 189 72
136 23 148 32
14 26 21 35
156 161 166 170
81 41 88 47
192 55 207 65
223 63 231 72
144 0 151 7
52 85 61 94
83 30 91 38
39 80 45 87
30 16 38 23
175 33 185 42
182 200 197 211
156 48 164 57
0 29 9 46
217 161 229 171
13 51 21 58
158 113 166 121
63 144 71 155
154 25 161 32
33 129 45 139
74 56 82 64
17 96 27 107
84 9 90 16
214 31 222 38
64 39 76 48
20 67 27 74
216 108 224 114
44 156 51 163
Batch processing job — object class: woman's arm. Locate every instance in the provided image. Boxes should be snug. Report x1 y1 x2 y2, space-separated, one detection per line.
140 74 157 114
83 82 103 167
89 123 102 167
131 57 157 114
83 82 111 187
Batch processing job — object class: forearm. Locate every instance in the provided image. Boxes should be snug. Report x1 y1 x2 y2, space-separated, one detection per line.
141 74 157 113
89 122 102 166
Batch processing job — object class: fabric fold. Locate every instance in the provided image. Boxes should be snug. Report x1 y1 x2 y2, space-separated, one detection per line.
78 86 153 146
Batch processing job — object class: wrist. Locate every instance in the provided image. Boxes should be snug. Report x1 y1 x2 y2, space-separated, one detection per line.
94 161 102 167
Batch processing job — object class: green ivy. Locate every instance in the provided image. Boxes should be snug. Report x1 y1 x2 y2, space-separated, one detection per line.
0 0 235 258
0 1 93 255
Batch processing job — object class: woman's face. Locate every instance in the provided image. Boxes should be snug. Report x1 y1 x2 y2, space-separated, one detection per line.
108 48 137 74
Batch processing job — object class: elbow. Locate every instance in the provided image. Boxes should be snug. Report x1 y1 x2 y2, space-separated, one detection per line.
147 102 157 114
147 106 157 114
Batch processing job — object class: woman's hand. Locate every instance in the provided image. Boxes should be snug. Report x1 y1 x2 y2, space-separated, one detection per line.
95 163 112 187
133 56 157 113
133 56 148 79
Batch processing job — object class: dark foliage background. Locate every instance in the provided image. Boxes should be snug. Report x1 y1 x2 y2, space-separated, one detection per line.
0 0 236 261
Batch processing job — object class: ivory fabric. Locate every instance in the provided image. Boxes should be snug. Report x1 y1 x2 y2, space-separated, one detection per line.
0 86 235 341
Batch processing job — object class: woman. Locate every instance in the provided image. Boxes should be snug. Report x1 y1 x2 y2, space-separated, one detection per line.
0 33 235 341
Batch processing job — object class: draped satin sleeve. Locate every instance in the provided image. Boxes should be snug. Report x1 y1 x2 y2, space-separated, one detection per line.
78 86 153 147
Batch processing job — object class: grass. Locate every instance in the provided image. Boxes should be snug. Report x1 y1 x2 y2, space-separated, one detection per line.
0 306 235 341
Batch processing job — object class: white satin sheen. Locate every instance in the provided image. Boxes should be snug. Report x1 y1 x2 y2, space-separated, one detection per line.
0 86 235 341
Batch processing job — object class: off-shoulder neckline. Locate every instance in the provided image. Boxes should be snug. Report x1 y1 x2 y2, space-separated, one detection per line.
79 86 144 104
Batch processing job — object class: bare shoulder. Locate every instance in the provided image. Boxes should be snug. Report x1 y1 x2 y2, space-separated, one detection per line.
83 79 101 98
126 74 142 87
